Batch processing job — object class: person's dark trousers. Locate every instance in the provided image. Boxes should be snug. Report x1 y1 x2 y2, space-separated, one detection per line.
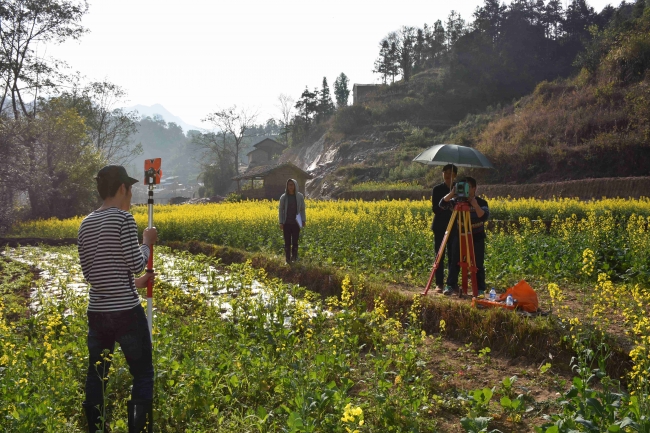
446 236 486 293
283 222 300 263
84 305 154 410
433 228 453 287
83 402 104 433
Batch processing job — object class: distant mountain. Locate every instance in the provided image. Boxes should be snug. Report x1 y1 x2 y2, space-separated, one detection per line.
123 103 202 135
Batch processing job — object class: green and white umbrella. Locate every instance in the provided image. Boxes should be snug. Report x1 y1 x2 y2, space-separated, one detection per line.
413 144 495 169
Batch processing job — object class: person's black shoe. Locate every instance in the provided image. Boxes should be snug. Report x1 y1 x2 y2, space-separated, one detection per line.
128 399 153 433
442 285 458 296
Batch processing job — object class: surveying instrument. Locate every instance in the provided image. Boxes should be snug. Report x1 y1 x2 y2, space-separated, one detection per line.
144 158 162 338
422 181 479 298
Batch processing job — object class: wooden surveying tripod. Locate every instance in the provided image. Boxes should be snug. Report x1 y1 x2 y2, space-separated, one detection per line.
422 200 479 297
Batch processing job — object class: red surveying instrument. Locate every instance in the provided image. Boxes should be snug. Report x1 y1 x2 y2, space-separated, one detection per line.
422 199 479 297
144 158 162 338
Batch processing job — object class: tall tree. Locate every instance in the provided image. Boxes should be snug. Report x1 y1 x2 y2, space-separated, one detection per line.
318 77 335 118
445 10 467 50
61 80 141 164
23 98 101 219
203 106 258 175
0 117 29 230
294 87 319 123
413 28 426 72
373 39 391 84
389 41 400 83
400 37 413 81
333 73 350 107
398 26 415 81
474 0 507 43
192 131 236 196
0 0 88 119
563 0 596 41
276 93 294 145
428 20 447 65
544 0 564 39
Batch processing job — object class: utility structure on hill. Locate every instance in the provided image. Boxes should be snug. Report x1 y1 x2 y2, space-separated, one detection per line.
232 162 313 200
353 84 382 105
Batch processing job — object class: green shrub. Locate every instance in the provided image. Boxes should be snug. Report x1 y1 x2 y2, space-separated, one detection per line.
333 105 372 134
224 192 243 203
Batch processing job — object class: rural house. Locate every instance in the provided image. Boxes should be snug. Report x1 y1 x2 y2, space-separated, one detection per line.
232 162 313 200
246 138 286 167
353 84 381 105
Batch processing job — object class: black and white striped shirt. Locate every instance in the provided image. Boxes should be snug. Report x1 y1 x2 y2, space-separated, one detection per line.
78 207 150 312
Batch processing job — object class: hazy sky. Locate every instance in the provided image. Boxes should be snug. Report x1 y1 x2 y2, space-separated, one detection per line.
47 0 614 130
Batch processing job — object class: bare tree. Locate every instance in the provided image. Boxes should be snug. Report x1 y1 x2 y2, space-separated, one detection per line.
203 105 258 175
277 94 294 145
62 80 141 164
0 0 89 119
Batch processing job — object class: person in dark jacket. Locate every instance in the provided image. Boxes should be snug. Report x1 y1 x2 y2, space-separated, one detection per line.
439 176 490 296
431 164 457 293
278 178 307 264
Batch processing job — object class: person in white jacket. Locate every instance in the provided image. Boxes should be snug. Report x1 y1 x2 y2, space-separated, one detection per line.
278 178 306 264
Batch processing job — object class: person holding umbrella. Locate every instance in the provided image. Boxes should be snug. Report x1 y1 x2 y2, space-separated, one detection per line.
439 176 490 296
431 164 457 293
412 144 494 296
78 165 157 432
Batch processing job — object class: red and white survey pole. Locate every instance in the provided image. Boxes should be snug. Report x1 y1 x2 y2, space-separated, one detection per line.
144 158 162 339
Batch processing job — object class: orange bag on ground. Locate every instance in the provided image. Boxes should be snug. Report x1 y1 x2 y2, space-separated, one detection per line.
497 280 539 313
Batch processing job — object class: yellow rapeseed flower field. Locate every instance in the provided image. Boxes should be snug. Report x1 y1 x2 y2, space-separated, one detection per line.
8 197 650 286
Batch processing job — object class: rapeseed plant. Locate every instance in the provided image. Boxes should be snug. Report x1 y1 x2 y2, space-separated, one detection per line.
7 197 650 288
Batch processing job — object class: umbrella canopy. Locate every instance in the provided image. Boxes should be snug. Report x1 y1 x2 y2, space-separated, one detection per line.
413 144 494 169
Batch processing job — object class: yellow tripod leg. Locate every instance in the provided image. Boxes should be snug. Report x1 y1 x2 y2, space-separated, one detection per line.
462 210 479 297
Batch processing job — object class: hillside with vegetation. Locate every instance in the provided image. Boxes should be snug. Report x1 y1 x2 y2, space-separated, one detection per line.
280 0 650 194
472 9 650 183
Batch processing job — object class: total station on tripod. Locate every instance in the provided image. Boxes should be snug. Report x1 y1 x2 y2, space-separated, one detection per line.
454 180 470 200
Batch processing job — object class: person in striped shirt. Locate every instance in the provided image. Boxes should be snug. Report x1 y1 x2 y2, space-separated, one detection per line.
78 165 157 433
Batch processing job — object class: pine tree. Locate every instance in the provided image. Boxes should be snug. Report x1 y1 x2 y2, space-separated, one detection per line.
389 41 399 83
333 73 350 107
294 87 319 122
544 0 564 39
445 10 466 50
430 20 447 64
373 39 391 84
318 77 335 119
413 28 425 73
400 35 414 81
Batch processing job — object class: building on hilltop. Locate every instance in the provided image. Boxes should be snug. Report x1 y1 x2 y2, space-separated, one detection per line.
353 84 382 105
246 138 286 167
232 162 312 200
